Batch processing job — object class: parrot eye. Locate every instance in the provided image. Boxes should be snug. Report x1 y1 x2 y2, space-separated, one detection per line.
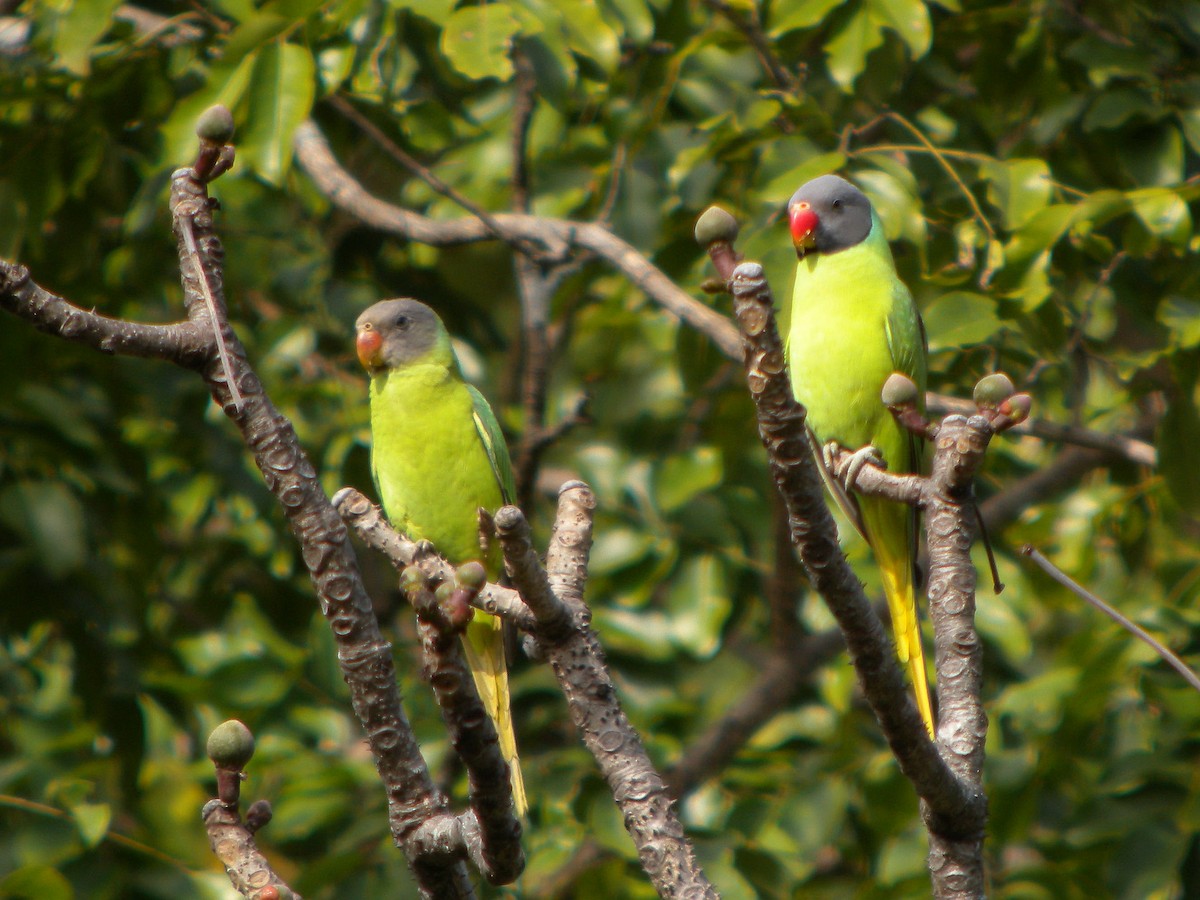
831 198 842 209
395 314 410 329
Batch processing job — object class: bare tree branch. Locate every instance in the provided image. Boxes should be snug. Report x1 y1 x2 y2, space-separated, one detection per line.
333 487 538 634
927 392 1156 467
293 119 743 360
0 263 211 363
169 165 483 898
403 573 524 884
0 156 492 897
496 484 720 900
203 800 301 899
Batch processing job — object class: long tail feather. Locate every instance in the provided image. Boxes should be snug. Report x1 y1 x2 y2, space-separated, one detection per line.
462 612 527 814
865 499 936 738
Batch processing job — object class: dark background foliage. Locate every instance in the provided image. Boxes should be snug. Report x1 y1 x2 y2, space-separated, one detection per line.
1 1 1198 897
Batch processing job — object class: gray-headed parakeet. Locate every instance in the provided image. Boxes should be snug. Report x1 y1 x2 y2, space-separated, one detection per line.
784 175 935 738
356 298 526 811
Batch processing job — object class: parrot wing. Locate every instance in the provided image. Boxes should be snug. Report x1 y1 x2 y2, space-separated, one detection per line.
806 424 869 542
884 280 927 401
468 384 516 506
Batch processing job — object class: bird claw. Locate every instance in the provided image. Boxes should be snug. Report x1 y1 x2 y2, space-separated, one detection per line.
826 442 887 491
477 507 495 555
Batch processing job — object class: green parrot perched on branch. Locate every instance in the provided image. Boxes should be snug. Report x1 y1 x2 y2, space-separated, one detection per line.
356 298 526 812
783 174 935 738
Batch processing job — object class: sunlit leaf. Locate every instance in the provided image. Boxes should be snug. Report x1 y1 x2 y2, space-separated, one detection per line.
825 4 882 89
981 158 1051 230
241 42 317 184
441 4 522 81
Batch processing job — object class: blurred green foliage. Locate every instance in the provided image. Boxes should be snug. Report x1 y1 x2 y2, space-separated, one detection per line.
1 0 1198 897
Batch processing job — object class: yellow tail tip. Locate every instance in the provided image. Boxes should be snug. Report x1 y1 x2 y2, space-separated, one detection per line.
908 655 936 739
510 762 527 817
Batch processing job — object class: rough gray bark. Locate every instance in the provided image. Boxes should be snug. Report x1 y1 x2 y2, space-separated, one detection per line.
496 485 721 900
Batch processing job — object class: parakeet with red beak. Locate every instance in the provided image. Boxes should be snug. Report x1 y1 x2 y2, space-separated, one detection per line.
784 174 934 738
356 298 526 811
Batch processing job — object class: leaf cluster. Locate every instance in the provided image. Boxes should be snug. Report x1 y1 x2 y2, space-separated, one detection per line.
1 1 1198 898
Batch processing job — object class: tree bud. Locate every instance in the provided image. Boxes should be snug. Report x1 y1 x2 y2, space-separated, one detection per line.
206 720 255 771
196 104 235 144
881 372 919 407
694 206 739 246
973 372 1015 409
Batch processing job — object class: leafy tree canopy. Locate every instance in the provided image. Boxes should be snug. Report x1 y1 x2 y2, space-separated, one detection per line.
1 1 1198 897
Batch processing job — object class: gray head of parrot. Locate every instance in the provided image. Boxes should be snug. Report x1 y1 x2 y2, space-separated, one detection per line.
356 298 446 373
787 174 874 257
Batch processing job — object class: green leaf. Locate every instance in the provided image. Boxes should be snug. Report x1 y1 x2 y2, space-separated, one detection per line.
974 570 1032 663
1002 203 1076 270
558 0 621 74
920 291 1002 350
1180 107 1200 156
48 0 122 76
869 0 932 58
665 555 731 657
855 166 926 246
825 3 883 90
0 866 74 900
441 4 522 81
222 12 292 66
0 482 87 579
1129 188 1191 245
1160 358 1200 513
405 0 458 23
68 802 111 849
758 152 848 205
770 0 844 34
1063 35 1159 88
1119 123 1184 187
655 447 723 513
993 667 1082 733
1158 297 1200 350
981 158 1051 230
603 0 656 44
242 42 317 184
1082 88 1160 132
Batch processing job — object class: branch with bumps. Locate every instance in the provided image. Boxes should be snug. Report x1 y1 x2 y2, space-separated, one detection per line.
203 720 298 900
337 482 721 900
0 109 483 900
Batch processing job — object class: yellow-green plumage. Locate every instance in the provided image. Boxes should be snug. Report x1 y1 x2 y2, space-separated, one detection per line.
358 299 526 812
785 176 934 738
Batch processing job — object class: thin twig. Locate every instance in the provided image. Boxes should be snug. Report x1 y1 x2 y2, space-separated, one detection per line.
705 0 798 92
176 215 244 408
1022 545 1200 693
927 393 1157 467
877 111 995 238
327 94 540 259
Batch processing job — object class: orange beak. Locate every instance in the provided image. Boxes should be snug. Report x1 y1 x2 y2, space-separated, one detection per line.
356 328 383 370
789 202 818 253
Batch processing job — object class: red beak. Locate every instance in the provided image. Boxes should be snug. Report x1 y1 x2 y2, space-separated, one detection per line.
789 202 818 253
356 329 383 369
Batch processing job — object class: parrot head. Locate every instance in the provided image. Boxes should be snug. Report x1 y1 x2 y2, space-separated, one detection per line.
787 174 873 258
356 298 449 374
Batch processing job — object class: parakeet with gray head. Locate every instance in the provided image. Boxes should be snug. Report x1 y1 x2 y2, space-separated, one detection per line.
784 174 935 738
356 298 526 811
